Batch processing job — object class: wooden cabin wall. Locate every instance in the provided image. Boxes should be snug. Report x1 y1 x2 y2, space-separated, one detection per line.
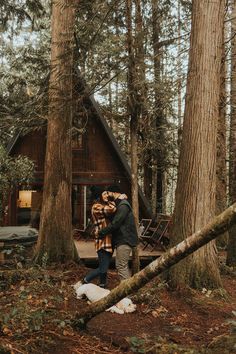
11 129 46 179
9 121 129 190
72 116 128 184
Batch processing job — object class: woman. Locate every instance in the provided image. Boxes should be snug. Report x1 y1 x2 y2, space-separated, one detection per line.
83 186 116 288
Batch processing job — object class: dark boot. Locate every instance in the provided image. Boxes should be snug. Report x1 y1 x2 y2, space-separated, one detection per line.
99 272 107 288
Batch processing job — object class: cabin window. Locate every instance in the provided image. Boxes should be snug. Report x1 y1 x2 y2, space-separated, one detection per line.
72 134 83 150
18 190 33 208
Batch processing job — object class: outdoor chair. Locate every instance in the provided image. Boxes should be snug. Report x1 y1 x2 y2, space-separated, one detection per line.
138 219 152 238
139 218 160 246
140 214 172 251
138 219 153 246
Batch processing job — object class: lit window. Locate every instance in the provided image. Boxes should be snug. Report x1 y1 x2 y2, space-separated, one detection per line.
18 191 34 208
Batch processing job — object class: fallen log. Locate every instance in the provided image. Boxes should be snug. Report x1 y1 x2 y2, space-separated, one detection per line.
74 202 236 329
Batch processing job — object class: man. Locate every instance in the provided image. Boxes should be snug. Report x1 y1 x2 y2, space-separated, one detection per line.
99 185 138 281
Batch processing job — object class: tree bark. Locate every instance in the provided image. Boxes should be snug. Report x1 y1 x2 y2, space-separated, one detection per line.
152 0 165 214
177 0 182 149
126 0 140 273
216 7 228 249
133 0 151 204
34 0 79 264
74 202 236 329
169 0 224 288
227 0 236 266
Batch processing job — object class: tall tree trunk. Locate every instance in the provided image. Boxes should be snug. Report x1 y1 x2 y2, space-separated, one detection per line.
227 0 236 266
108 55 113 115
143 154 153 202
133 0 152 203
169 0 224 289
126 0 139 225
216 9 228 249
126 0 139 273
177 0 182 149
152 0 165 214
34 0 79 264
74 202 236 328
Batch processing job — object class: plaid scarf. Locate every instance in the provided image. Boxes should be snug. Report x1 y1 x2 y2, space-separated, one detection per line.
91 201 116 253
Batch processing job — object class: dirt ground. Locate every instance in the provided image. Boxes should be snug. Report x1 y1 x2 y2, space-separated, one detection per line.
0 247 236 354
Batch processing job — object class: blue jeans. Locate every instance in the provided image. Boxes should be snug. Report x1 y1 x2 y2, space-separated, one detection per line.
84 249 112 286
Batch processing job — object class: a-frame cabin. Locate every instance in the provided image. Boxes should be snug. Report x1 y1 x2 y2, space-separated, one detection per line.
4 74 152 229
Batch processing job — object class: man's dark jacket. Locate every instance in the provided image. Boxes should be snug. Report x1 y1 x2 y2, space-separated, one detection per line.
98 200 138 248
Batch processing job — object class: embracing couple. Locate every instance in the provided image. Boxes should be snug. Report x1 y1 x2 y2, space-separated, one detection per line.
83 185 138 288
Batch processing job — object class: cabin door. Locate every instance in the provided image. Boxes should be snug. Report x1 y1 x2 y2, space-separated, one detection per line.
72 185 92 230
17 189 42 227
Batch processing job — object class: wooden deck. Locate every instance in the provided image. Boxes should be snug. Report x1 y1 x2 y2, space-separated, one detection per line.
0 235 163 266
75 240 163 265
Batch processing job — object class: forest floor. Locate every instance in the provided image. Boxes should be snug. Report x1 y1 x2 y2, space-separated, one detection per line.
0 246 236 354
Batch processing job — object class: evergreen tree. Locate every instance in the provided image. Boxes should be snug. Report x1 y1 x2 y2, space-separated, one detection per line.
170 0 224 288
34 0 79 264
